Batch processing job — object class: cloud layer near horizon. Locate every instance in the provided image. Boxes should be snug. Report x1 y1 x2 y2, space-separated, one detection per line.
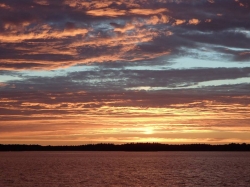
0 0 250 145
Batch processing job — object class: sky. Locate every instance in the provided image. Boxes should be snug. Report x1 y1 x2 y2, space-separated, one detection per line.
0 0 250 145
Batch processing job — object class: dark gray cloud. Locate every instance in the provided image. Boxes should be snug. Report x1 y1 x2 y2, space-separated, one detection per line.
1 67 250 94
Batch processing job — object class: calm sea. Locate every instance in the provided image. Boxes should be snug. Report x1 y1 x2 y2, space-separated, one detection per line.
0 152 250 187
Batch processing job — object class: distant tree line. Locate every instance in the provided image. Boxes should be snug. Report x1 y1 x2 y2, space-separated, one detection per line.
0 143 250 151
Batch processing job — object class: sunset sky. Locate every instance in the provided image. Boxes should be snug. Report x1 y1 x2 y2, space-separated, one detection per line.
0 0 250 145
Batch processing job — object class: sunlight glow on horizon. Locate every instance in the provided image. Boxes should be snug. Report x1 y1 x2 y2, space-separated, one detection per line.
0 0 250 145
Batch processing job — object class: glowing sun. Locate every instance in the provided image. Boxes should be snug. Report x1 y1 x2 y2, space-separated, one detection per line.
144 128 154 134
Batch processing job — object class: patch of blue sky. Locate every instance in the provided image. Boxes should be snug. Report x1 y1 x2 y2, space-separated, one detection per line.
0 75 22 82
198 77 250 87
0 65 98 83
124 65 169 70
124 57 249 71
126 77 250 91
19 65 98 78
233 29 250 38
170 57 250 69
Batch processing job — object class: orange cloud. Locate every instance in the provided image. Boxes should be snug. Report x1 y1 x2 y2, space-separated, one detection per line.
129 8 168 15
146 15 170 25
188 19 200 25
113 23 135 33
64 0 114 9
0 3 11 9
34 0 50 6
86 8 126 17
1 90 250 144
173 19 186 25
0 27 89 43
0 83 7 87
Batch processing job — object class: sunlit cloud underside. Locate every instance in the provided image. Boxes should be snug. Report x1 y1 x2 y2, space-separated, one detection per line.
0 0 250 145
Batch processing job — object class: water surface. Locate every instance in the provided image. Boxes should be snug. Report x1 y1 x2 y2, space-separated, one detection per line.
0 152 249 187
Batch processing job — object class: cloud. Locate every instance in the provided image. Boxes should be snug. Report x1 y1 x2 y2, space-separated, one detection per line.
188 19 200 25
0 0 249 71
0 82 7 87
86 8 126 17
0 28 89 43
129 8 168 15
1 86 250 144
1 0 250 144
1 67 249 96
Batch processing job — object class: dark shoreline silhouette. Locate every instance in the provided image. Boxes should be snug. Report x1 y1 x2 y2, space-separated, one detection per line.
1 143 250 152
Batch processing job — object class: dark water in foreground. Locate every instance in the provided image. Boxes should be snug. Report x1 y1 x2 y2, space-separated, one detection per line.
0 152 250 187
